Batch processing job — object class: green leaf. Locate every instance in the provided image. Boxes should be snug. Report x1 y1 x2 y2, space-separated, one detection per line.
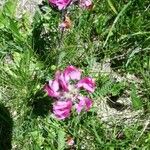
0 9 8 28
9 18 22 39
3 0 18 17
111 82 125 96
57 129 66 150
107 0 118 14
126 47 141 67
131 84 143 110
30 131 44 147
103 1 132 47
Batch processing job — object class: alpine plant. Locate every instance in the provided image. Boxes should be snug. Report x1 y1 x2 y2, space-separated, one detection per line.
48 0 93 10
44 66 96 120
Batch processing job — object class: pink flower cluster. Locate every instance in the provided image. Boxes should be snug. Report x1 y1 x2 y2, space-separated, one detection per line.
49 0 93 10
44 66 96 120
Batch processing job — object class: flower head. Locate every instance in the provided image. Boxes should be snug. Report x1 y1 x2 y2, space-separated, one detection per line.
79 0 93 9
44 66 96 120
49 0 72 10
67 136 74 146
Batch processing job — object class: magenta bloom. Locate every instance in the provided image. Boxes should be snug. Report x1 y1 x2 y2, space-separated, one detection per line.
77 77 96 93
75 96 92 114
53 100 72 120
49 0 72 10
44 66 96 120
44 80 60 97
79 0 93 9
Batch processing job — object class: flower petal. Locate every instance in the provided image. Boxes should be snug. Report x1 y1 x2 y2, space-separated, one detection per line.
53 100 72 120
53 100 72 110
55 111 70 120
64 66 81 81
84 97 92 111
75 96 92 113
79 0 93 9
49 80 59 92
67 137 74 146
49 0 71 10
44 81 60 98
53 109 70 116
55 71 69 91
59 73 69 91
75 99 85 113
57 4 65 10
77 77 96 93
49 0 57 5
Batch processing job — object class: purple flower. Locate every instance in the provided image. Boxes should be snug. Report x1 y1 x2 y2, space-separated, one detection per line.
53 100 72 120
79 0 93 9
75 96 92 114
77 77 95 93
44 65 96 120
49 0 93 10
64 65 81 81
49 0 72 10
44 79 60 98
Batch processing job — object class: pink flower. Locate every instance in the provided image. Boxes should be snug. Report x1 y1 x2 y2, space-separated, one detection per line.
57 71 69 91
67 136 74 146
75 96 92 113
77 77 96 93
79 0 93 9
64 66 81 81
44 66 96 120
53 100 72 120
57 66 81 91
44 80 60 98
49 0 72 10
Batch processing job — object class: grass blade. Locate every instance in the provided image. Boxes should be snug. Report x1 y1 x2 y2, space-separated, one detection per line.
58 129 66 150
103 1 132 47
107 0 118 14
